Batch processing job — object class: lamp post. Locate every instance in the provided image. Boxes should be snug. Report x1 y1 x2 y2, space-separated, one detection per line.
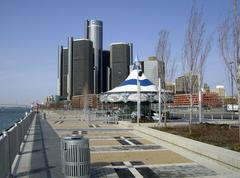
230 61 234 119
158 77 162 125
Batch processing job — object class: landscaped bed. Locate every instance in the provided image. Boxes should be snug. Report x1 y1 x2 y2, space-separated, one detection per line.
152 123 240 152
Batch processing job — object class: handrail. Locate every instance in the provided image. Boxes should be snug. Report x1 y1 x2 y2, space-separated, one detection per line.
0 111 35 178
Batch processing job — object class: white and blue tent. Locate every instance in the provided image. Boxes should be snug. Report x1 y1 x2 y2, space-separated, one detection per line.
100 58 168 103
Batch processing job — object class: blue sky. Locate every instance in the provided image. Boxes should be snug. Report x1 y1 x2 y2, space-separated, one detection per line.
0 0 234 104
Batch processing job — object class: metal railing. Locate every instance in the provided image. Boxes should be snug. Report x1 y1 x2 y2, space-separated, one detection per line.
0 111 35 178
170 112 239 121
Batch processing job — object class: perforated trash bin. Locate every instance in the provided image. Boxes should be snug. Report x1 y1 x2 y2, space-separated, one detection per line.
61 135 90 178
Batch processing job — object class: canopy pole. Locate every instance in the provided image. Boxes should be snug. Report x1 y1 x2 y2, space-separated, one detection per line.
137 67 141 126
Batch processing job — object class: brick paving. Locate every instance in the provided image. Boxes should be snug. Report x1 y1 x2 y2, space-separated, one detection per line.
90 139 122 146
91 150 192 165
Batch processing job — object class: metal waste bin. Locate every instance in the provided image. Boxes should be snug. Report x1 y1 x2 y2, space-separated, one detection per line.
61 135 90 178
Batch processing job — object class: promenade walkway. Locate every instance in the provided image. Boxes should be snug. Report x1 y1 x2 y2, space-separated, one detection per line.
13 114 64 178
12 111 240 178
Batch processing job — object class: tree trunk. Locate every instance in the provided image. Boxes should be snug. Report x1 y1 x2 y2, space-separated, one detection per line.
189 73 193 134
189 93 192 134
198 73 202 123
238 64 240 142
164 98 167 127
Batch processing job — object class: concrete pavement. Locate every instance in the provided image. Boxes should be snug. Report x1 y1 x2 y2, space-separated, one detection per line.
12 110 240 178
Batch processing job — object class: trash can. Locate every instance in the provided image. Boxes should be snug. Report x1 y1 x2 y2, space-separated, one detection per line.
42 112 46 120
61 135 90 178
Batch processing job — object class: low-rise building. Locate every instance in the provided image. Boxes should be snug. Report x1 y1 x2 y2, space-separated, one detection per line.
175 73 198 94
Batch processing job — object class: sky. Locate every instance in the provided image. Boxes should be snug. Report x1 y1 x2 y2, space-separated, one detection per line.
0 0 234 105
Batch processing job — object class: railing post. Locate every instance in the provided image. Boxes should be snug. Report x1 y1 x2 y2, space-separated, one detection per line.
3 131 12 178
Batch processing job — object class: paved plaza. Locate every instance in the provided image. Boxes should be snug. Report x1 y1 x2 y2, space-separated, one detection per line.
12 110 240 178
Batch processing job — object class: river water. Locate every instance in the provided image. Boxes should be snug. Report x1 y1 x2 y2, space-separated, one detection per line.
0 107 30 133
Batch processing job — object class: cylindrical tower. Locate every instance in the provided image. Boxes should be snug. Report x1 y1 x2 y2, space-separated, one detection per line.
85 20 103 94
67 37 73 100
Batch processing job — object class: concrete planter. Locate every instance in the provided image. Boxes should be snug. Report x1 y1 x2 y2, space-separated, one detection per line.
119 122 240 169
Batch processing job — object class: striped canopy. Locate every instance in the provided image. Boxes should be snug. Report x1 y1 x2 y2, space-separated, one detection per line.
100 60 163 103
107 66 158 93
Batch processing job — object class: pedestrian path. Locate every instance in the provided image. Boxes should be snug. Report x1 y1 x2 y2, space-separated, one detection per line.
13 114 64 178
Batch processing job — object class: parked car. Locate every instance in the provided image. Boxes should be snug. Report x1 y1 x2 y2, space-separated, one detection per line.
225 104 238 112
130 111 144 119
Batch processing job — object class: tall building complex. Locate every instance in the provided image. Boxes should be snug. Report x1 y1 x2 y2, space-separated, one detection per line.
110 43 130 89
85 20 103 94
57 46 68 98
57 19 133 101
67 38 94 99
143 56 165 88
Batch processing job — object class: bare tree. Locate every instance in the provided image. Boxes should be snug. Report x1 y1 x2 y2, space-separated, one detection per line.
218 0 240 141
182 4 211 134
156 30 176 127
156 31 177 82
218 18 239 84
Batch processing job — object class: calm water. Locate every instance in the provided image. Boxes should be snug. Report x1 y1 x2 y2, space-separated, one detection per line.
0 107 30 133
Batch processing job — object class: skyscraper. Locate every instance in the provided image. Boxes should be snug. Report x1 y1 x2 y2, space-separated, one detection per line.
67 38 94 99
57 46 68 98
101 50 110 92
143 56 165 88
110 43 130 89
85 20 103 94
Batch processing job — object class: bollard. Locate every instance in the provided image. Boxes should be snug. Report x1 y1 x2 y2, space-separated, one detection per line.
231 114 234 120
211 115 213 120
221 114 223 120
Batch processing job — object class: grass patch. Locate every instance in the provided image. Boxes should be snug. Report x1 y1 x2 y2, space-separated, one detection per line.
152 123 240 152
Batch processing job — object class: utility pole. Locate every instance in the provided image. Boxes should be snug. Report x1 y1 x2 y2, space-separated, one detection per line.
230 62 234 119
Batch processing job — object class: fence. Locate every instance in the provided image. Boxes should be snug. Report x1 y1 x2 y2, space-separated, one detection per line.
170 112 238 121
0 111 35 178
